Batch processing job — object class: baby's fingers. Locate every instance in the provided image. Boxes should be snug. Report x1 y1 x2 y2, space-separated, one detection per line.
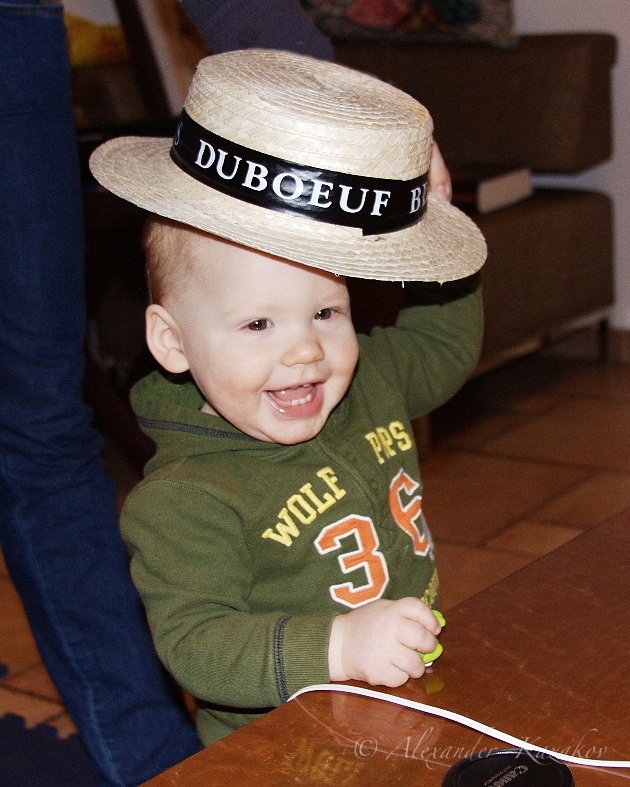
393 647 426 681
375 648 424 686
397 615 438 655
396 597 442 634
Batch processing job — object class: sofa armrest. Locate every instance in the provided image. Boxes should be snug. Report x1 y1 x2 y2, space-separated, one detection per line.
334 33 616 173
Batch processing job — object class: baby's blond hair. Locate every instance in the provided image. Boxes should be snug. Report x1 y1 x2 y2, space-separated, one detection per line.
142 215 201 306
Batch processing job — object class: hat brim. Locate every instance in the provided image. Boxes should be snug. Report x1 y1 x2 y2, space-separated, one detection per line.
90 136 486 283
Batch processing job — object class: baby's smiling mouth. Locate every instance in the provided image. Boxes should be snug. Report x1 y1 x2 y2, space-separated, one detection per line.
267 384 316 407
265 381 326 421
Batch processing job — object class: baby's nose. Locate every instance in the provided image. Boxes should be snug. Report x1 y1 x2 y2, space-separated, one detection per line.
281 330 325 366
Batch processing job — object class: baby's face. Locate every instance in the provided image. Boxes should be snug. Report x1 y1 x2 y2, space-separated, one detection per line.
165 233 359 444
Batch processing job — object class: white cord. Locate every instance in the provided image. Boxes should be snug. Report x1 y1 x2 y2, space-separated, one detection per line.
289 684 630 769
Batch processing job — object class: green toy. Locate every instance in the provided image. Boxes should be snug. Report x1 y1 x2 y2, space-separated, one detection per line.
421 610 445 665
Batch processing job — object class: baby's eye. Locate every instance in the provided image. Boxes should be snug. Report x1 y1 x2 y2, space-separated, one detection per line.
246 319 271 331
315 308 334 321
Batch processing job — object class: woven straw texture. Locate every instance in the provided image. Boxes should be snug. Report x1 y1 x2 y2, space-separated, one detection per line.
90 49 486 282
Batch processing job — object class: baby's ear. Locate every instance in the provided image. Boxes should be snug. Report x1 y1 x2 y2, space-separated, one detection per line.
145 304 190 374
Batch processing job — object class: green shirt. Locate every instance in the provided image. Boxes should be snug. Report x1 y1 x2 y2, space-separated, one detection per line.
121 287 483 744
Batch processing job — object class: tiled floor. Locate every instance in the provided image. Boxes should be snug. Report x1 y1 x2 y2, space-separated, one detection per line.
3 328 630 744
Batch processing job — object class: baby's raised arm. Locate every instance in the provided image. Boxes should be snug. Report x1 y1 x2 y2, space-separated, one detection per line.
328 597 442 687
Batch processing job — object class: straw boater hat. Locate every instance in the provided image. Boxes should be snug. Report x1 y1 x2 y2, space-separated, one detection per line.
90 49 486 282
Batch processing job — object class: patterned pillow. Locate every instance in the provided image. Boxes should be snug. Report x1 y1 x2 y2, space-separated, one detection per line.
300 0 518 48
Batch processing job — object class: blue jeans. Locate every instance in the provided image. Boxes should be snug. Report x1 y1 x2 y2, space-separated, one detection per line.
0 3 202 785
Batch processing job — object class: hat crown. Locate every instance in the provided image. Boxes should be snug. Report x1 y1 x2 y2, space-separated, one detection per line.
89 48 486 283
184 49 432 180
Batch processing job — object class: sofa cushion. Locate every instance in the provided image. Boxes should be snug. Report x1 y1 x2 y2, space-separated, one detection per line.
475 189 614 360
302 0 518 48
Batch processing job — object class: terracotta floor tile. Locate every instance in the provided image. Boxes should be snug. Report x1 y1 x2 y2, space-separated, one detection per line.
0 686 63 727
549 362 630 402
421 450 590 546
485 521 584 558
46 711 80 739
430 372 566 448
4 663 61 703
434 542 532 612
482 398 630 471
0 576 42 676
530 470 630 528
462 355 590 413
433 408 534 452
429 357 608 450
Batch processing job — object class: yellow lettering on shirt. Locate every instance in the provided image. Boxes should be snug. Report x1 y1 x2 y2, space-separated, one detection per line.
300 482 336 514
365 421 412 463
262 508 300 546
316 467 346 500
287 494 317 525
364 431 383 463
262 467 346 546
376 426 396 459
390 420 412 452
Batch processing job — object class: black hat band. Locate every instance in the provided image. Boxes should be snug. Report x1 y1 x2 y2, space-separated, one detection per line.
170 109 427 236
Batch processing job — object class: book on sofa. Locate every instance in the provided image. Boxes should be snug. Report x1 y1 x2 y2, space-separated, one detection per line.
451 164 533 214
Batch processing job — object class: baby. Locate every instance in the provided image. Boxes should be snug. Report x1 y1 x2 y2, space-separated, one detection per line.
90 48 486 745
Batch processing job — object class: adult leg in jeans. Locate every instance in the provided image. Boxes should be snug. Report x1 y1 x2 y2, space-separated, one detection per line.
0 1 334 784
0 3 202 785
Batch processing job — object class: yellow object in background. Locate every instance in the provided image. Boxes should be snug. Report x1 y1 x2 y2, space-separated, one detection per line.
64 12 128 67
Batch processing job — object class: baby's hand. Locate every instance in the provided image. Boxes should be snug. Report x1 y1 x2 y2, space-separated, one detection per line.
328 597 442 687
428 141 452 202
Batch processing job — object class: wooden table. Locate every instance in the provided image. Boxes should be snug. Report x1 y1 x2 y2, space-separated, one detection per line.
143 510 630 786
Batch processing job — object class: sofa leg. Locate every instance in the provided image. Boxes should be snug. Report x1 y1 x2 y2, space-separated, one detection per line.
597 318 609 363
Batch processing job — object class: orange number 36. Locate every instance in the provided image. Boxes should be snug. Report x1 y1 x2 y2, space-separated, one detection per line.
314 468 429 608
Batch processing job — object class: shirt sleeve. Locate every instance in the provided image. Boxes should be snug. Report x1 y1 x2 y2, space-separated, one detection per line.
358 285 484 420
121 476 334 710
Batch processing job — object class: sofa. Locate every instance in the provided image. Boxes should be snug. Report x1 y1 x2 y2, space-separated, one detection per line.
334 33 616 368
